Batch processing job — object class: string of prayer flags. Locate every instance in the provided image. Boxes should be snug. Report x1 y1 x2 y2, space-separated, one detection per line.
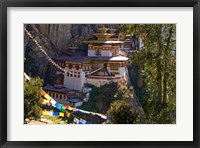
79 119 86 124
73 108 79 112
25 73 109 124
77 109 90 114
97 113 107 120
25 29 104 76
63 104 109 121
73 118 89 124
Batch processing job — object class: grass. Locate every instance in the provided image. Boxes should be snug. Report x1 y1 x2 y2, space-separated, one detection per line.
43 115 65 124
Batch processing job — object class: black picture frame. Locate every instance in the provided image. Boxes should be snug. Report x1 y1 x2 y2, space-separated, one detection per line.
0 0 199 148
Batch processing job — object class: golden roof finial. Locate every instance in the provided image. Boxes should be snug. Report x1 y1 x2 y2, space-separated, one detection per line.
98 24 109 34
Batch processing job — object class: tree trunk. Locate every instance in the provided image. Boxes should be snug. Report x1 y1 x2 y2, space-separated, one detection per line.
163 25 173 104
157 61 162 103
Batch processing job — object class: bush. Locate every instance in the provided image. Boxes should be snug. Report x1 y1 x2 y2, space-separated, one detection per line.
108 100 138 124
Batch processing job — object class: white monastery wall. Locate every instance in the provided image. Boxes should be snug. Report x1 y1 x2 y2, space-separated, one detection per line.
86 77 120 87
63 68 85 91
101 50 112 57
119 67 126 79
88 50 95 56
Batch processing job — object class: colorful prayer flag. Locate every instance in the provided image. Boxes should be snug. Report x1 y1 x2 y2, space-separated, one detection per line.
67 106 73 111
44 94 51 100
74 118 79 124
41 90 46 96
53 112 59 116
66 111 70 117
50 99 56 105
59 112 64 117
42 110 48 116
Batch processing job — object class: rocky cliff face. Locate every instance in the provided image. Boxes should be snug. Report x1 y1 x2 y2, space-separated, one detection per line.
24 24 119 84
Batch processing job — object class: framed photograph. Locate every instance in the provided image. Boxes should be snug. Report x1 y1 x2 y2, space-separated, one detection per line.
1 0 199 148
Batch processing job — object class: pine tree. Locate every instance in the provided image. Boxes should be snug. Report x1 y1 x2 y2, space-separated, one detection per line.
24 76 43 120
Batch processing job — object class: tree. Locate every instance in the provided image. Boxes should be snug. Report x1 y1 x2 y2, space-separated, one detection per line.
87 82 118 114
120 24 176 123
107 81 143 124
114 81 134 101
24 76 43 120
108 100 138 124
114 81 141 110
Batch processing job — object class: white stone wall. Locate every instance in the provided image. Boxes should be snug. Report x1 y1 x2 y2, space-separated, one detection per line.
101 50 112 57
86 77 120 87
119 66 126 79
88 50 96 56
63 68 86 92
80 71 86 91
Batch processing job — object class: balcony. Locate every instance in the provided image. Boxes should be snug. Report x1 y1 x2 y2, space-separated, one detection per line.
86 75 121 80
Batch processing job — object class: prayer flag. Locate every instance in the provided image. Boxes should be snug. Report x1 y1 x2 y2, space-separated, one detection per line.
59 112 64 117
79 119 86 124
73 108 78 112
66 111 70 117
50 99 56 105
48 111 53 116
41 90 46 96
53 112 59 116
100 115 107 119
44 94 51 100
64 105 68 109
78 109 90 114
42 110 48 116
55 103 61 110
67 106 73 111
74 118 79 124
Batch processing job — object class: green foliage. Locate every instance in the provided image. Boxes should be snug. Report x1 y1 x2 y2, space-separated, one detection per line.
88 82 118 113
78 95 96 112
108 100 138 124
107 81 142 124
24 76 43 120
142 98 175 124
120 24 176 124
43 115 64 124
114 81 134 101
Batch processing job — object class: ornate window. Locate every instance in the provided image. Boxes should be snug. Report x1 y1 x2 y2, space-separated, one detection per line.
95 48 101 55
110 63 119 70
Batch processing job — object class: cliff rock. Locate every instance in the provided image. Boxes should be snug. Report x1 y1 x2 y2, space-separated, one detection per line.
24 24 119 83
